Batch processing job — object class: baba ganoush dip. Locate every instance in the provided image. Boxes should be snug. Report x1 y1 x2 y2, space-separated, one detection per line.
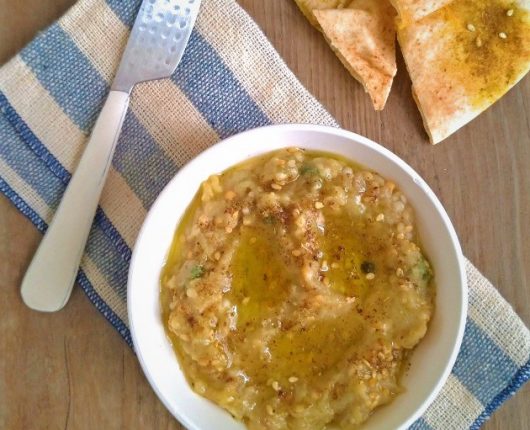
161 148 435 430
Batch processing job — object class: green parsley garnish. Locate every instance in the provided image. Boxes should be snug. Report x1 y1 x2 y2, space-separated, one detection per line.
299 164 319 176
190 265 205 279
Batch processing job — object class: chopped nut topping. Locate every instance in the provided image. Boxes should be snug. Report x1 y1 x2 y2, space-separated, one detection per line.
376 213 385 222
275 172 288 181
315 201 324 209
186 288 197 299
224 190 236 201
289 376 299 383
271 183 282 190
506 8 514 16
499 32 507 39
466 23 476 32
366 273 375 280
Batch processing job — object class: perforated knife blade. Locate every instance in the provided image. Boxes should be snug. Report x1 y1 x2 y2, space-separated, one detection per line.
113 0 201 92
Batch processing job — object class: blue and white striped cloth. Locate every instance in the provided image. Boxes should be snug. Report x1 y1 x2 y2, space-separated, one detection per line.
0 0 528 428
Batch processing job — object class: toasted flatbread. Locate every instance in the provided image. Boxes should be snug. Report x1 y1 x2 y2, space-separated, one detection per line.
398 0 530 143
389 0 453 24
293 0 352 30
314 0 397 110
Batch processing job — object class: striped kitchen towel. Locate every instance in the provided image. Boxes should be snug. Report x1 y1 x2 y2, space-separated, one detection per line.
0 0 528 428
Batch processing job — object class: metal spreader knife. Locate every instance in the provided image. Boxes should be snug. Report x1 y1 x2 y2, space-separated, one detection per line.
21 0 202 312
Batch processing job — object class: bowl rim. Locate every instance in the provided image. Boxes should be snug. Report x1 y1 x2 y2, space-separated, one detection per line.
128 123 468 430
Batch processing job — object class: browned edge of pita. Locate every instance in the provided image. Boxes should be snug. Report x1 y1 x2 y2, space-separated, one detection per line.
293 0 354 31
389 0 454 26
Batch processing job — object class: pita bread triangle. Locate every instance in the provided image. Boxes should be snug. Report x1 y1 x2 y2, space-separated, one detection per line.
398 0 530 143
314 0 398 110
293 0 353 30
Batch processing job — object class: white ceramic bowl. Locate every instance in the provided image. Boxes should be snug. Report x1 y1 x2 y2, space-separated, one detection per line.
128 124 467 430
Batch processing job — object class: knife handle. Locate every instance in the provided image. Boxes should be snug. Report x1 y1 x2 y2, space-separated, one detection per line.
21 90 130 312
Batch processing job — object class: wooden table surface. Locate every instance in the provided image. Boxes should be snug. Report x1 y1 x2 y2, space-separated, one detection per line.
1 1 529 429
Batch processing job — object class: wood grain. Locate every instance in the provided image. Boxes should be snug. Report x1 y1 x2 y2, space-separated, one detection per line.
0 0 529 429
